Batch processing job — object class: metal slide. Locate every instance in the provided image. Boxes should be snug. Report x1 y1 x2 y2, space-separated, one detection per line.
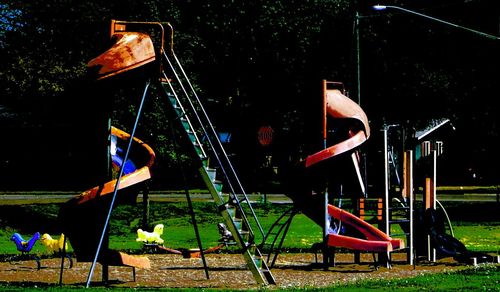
58 127 155 270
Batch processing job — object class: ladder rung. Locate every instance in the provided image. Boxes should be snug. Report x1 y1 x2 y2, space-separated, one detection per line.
213 181 223 193
253 256 263 268
389 219 410 224
205 167 216 182
181 121 190 131
233 218 243 229
390 206 409 211
219 203 235 214
390 232 409 237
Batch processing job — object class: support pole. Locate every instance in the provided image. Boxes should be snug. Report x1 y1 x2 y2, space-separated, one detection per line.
323 189 329 270
383 127 390 234
355 10 361 105
322 79 327 149
403 150 414 266
424 150 437 262
168 108 210 279
142 184 150 229
322 79 329 270
184 188 210 279
59 234 68 287
86 80 151 288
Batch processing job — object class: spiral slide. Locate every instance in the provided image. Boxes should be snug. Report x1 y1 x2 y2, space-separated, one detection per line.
58 126 155 269
284 82 403 256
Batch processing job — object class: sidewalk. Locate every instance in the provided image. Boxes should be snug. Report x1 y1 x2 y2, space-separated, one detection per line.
0 191 293 205
0 191 498 205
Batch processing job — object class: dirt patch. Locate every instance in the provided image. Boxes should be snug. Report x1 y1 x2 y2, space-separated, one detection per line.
0 252 474 289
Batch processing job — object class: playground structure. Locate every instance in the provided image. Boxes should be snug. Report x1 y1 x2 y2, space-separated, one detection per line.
280 80 406 268
46 19 497 288
57 20 277 286
387 120 498 265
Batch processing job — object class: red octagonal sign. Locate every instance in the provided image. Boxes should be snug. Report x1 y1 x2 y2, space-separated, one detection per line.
258 126 274 146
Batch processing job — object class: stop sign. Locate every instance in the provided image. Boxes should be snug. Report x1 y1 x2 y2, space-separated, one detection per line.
258 126 274 146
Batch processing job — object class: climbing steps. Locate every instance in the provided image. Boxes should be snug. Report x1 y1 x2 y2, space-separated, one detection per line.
385 198 412 263
383 148 414 265
157 47 275 285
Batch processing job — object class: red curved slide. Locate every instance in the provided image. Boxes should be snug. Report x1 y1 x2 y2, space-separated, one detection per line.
305 87 370 168
284 82 402 255
58 127 155 269
327 205 404 253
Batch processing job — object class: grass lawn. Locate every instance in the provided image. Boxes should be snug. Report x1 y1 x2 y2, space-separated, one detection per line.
0 200 499 255
0 197 498 290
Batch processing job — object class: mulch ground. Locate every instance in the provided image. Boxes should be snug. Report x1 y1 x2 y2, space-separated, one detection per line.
0 251 479 289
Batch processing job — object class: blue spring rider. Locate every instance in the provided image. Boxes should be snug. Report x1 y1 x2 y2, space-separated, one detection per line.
10 232 41 270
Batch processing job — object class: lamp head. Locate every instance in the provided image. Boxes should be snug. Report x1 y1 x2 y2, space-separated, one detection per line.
373 5 387 10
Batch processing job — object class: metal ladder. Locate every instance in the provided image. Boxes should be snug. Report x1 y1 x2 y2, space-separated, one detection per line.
157 46 275 285
383 125 414 265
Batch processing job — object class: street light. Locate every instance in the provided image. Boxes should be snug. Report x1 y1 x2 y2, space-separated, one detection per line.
355 11 361 106
373 5 499 40
354 11 377 106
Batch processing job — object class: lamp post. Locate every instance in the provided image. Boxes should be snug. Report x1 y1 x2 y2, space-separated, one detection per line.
355 10 361 106
354 11 375 106
372 5 499 40
373 3 498 264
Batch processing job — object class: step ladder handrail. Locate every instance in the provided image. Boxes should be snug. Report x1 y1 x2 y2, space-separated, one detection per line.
161 56 260 241
160 72 208 159
161 51 232 182
162 49 266 239
169 51 244 192
161 52 241 202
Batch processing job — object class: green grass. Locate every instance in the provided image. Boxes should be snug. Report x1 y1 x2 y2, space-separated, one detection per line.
1 200 498 255
106 202 323 252
0 201 322 255
454 225 500 253
0 199 499 291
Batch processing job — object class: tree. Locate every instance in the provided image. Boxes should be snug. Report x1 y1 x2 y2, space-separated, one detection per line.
0 0 497 189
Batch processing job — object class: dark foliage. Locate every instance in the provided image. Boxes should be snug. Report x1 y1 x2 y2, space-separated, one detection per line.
0 0 498 191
